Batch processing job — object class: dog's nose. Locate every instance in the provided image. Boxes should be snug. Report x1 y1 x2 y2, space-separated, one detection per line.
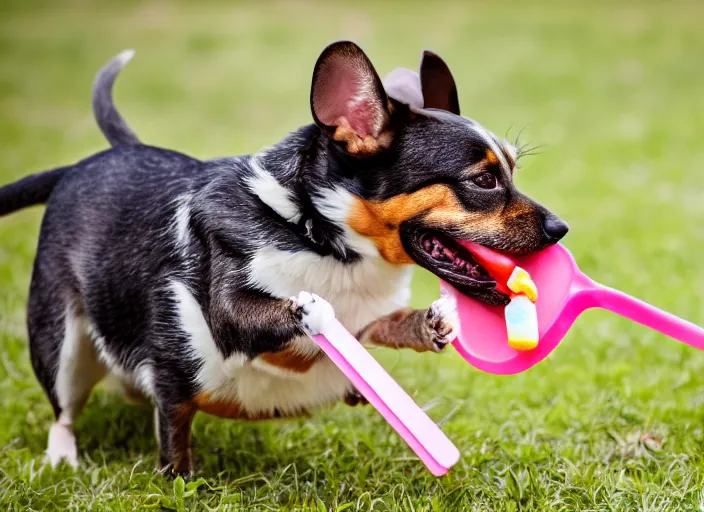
542 216 569 242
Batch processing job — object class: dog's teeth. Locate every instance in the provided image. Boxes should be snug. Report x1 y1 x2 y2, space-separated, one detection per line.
431 246 442 259
422 239 432 252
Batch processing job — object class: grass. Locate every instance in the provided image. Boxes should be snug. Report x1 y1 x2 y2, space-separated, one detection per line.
2 0 704 510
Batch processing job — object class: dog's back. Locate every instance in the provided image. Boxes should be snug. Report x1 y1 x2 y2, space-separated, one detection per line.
37 144 202 322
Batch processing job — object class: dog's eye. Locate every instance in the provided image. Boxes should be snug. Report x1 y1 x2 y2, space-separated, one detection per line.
472 172 497 189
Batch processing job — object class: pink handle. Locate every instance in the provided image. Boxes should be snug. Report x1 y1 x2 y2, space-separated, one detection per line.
310 319 459 476
586 284 704 350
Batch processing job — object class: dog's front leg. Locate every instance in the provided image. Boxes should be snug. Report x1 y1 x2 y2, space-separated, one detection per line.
155 290 322 475
356 297 459 353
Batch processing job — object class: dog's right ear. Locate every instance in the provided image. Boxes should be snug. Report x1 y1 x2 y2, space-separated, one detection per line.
311 41 394 155
420 51 460 115
383 52 460 116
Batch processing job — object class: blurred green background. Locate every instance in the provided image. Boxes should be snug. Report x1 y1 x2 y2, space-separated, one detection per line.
1 1 704 510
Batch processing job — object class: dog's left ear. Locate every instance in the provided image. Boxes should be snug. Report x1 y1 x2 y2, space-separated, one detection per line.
420 51 460 115
311 41 394 155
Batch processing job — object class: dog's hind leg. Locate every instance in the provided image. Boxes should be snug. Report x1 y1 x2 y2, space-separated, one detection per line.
154 401 197 477
28 284 107 469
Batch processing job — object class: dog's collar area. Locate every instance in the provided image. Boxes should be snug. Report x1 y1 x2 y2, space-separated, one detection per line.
251 127 360 263
303 219 316 242
294 210 344 259
250 179 355 262
285 166 356 262
298 216 325 248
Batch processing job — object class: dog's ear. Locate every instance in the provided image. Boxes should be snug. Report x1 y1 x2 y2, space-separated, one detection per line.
420 51 460 115
383 67 423 109
311 41 393 155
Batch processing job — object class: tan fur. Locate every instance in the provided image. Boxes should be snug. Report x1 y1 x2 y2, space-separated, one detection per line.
485 149 499 166
166 405 197 474
332 116 393 155
347 183 505 263
193 393 262 419
347 184 459 263
192 392 304 420
258 346 324 373
356 307 449 352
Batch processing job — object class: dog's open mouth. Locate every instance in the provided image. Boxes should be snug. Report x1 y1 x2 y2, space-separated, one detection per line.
418 231 494 284
407 229 511 306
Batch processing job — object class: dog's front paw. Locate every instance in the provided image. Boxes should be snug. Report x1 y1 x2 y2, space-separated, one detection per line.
291 291 336 335
425 296 460 352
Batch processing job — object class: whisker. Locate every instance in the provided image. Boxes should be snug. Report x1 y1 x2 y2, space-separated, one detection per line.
510 125 529 147
504 124 515 140
517 129 526 148
516 143 544 160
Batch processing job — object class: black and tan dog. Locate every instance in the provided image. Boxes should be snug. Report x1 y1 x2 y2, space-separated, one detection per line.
0 42 567 474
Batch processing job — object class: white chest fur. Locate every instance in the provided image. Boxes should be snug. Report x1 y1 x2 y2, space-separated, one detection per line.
248 246 413 333
171 248 413 416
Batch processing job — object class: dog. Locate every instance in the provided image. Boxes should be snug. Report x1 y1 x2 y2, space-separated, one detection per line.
0 41 568 475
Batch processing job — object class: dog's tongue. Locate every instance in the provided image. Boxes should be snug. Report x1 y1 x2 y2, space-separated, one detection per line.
457 240 517 296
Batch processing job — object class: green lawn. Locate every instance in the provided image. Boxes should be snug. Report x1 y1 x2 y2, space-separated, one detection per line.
2 1 704 510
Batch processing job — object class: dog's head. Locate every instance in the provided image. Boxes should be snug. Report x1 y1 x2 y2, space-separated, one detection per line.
310 42 568 305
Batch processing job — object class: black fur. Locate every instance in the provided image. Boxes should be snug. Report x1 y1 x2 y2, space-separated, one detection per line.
0 167 69 216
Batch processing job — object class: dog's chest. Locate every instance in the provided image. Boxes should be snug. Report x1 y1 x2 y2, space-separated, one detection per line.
176 247 413 418
247 246 413 332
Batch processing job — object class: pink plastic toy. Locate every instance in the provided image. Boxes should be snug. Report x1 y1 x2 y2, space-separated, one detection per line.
443 242 704 375
311 319 460 476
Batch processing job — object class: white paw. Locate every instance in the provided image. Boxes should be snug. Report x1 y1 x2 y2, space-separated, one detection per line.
427 296 460 351
45 423 78 469
292 291 336 335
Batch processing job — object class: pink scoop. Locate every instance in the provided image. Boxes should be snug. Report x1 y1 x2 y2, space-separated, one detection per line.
443 243 704 375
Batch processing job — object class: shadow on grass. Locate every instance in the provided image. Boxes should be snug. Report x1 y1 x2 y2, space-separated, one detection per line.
74 393 154 459
70 391 326 479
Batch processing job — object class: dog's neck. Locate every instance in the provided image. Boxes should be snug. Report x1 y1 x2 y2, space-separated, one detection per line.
248 125 363 263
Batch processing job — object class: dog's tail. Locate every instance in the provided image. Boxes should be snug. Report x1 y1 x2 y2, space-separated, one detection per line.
92 49 141 147
0 166 70 216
